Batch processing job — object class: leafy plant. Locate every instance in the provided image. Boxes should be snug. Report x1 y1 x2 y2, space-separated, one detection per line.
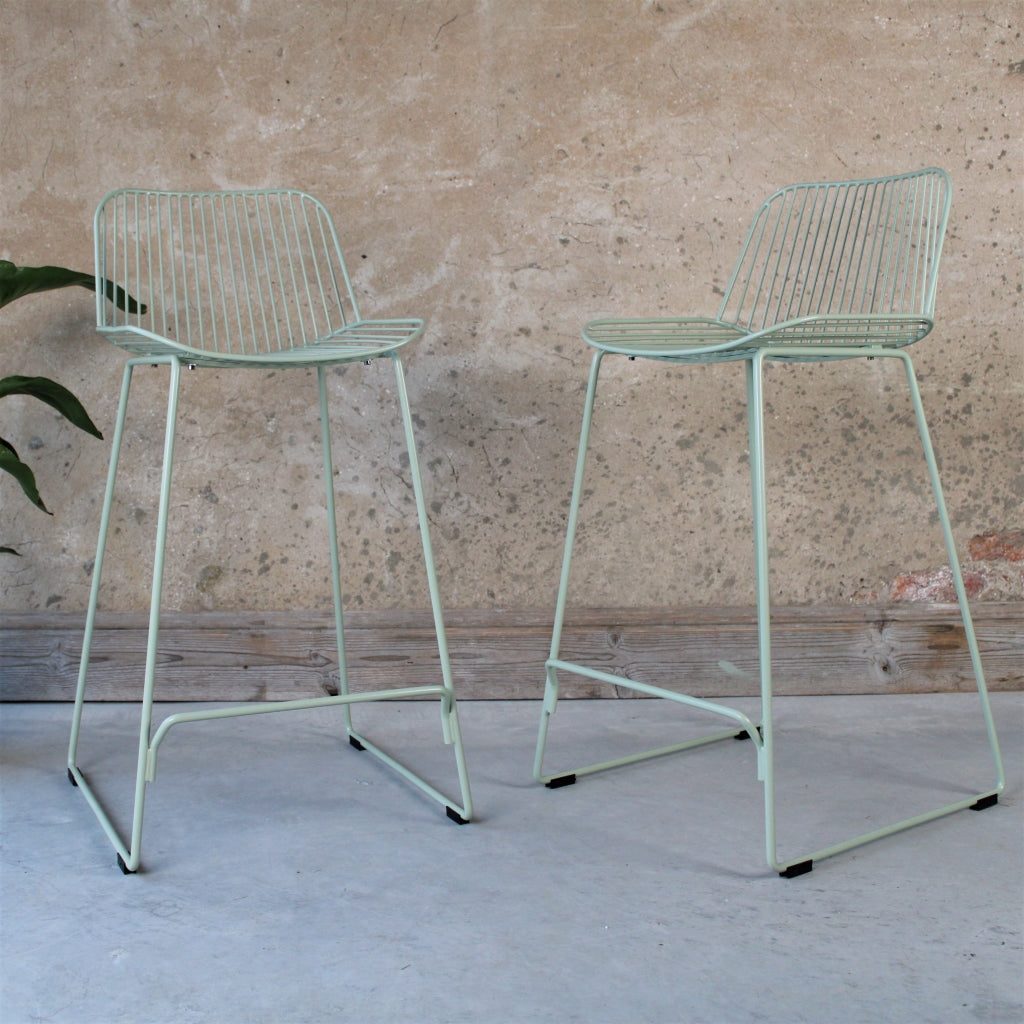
1 260 144 554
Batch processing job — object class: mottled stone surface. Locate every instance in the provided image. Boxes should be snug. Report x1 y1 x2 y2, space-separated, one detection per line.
2 1 1021 614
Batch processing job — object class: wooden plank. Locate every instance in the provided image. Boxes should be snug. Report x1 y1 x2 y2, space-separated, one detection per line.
1 605 1021 701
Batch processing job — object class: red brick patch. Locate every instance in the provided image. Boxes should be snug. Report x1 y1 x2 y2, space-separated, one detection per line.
968 529 1024 563
890 567 989 603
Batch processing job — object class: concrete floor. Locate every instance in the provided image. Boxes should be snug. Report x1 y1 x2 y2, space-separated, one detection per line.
1 694 1022 1024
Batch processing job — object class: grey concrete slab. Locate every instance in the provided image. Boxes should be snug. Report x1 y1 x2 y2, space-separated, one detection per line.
2 695 1022 1024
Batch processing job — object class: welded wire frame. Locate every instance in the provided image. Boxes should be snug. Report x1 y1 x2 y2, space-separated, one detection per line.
94 189 418 366
535 169 1005 876
70 189 472 873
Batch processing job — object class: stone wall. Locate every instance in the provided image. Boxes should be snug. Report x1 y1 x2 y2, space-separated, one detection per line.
2 0 1021 616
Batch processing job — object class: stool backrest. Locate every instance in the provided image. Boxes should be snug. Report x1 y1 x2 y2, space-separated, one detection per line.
719 168 951 347
95 189 358 359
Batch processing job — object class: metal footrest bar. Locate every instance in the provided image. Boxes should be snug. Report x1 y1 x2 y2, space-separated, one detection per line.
535 659 764 786
771 790 1002 878
68 685 469 873
346 725 472 824
144 686 448 781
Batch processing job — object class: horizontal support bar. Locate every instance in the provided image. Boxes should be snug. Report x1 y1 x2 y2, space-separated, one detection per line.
146 685 447 780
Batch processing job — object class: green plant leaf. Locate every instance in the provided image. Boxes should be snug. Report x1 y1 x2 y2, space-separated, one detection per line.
0 260 146 314
0 436 49 513
0 375 103 439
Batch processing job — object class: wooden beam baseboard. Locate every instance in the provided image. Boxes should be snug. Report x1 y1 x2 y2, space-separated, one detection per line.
1 604 1021 701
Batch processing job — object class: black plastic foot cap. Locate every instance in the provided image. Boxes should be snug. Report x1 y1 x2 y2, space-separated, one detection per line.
546 773 577 789
116 855 136 875
446 806 470 825
67 768 78 787
349 736 365 751
780 859 813 878
971 793 998 811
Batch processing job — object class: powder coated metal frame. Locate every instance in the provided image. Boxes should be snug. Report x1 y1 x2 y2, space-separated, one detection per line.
534 169 1004 876
68 189 472 873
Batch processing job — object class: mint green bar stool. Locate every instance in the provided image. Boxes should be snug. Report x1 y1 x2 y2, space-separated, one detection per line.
534 168 1004 876
68 189 472 872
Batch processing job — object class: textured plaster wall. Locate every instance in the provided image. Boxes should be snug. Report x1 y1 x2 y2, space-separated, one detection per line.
2 0 1022 615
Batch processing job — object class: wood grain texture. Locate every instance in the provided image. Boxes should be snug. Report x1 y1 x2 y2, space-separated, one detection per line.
2 605 1021 701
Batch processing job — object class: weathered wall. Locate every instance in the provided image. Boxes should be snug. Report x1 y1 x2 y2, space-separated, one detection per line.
2 0 1022 617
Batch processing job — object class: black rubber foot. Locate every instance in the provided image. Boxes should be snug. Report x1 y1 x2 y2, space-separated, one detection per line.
116 854 136 875
734 727 763 741
446 806 470 825
349 736 365 751
970 793 998 811
780 859 813 878
67 768 78 787
546 773 577 789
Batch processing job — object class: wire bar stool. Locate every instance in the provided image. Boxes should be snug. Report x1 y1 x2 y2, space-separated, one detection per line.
534 168 1004 876
69 189 472 872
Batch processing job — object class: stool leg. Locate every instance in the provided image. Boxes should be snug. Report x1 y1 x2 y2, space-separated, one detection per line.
535 351 604 782
746 352 783 873
67 356 182 873
390 353 473 820
317 367 352 734
895 350 1005 792
69 361 134 777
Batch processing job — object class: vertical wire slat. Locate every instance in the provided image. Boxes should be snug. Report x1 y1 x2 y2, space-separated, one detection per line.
276 193 303 349
162 194 176 344
914 175 933 314
143 195 155 339
197 196 219 354
923 172 945 314
253 195 280 353
108 194 118 329
130 193 140 336
242 195 271 354
262 194 289 352
214 194 241 355
288 193 315 341
296 196 330 338
836 182 870 317
114 193 126 331
867 178 896 317
102 194 113 330
736 198 777 327
209 194 230 354
229 195 257 356
312 202 349 328
859 182 883 315
903 175 926 315
765 189 799 329
885 178 910 316
177 195 194 350
879 178 909 325
749 191 790 330
94 196 106 331
776 186 809 325
286 193 318 342
818 184 850 317
265 193 289 351
800 184 834 324
794 184 830 325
